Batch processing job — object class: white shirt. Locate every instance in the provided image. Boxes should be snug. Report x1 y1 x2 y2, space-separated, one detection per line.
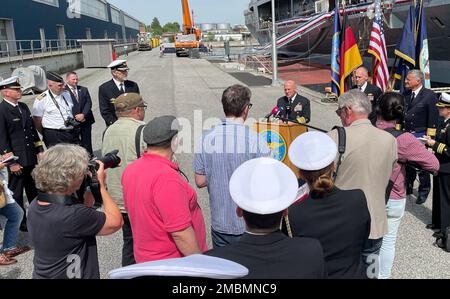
3 99 18 107
113 78 125 92
360 82 368 93
67 84 79 101
412 86 423 98
32 90 74 129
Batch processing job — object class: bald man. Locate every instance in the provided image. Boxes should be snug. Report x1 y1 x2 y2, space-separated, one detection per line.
352 67 382 125
276 80 311 123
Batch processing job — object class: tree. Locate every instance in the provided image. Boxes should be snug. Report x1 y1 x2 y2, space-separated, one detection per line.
206 32 215 42
150 17 163 36
162 22 181 33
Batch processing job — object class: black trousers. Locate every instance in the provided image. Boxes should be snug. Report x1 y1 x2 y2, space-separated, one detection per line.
121 213 135 266
432 173 450 233
79 124 93 156
43 128 80 148
406 165 431 197
8 165 37 223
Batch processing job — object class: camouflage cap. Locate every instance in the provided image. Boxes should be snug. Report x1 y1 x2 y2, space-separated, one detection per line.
112 93 143 112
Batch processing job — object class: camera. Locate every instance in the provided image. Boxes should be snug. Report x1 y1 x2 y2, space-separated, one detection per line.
86 150 121 208
64 117 82 128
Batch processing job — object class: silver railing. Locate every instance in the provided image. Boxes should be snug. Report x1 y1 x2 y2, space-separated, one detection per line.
0 39 82 63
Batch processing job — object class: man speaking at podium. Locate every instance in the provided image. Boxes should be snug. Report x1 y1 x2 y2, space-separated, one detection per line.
276 80 311 124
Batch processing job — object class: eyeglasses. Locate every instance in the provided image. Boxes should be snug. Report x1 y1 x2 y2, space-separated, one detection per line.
335 106 347 116
138 104 148 110
248 103 253 109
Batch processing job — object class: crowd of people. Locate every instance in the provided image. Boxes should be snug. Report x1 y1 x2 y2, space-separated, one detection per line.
0 59 449 279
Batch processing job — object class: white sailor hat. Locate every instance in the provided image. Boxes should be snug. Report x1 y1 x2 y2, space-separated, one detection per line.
0 76 22 90
288 131 337 171
107 59 129 71
437 92 450 108
229 157 298 215
107 254 249 279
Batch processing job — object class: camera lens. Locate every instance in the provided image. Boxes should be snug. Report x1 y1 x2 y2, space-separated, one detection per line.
98 150 121 170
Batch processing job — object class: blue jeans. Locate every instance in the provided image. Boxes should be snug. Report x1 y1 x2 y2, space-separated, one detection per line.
211 228 242 249
0 202 24 251
378 198 406 279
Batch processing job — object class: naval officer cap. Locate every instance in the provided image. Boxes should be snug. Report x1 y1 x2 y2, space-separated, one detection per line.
107 59 129 71
288 131 338 171
46 71 64 83
229 157 298 215
107 254 249 279
0 76 22 90
437 92 450 108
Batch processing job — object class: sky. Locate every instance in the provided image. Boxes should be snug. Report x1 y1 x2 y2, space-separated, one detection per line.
107 0 250 26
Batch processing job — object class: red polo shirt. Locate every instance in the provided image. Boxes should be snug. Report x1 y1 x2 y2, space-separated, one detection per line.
122 153 208 263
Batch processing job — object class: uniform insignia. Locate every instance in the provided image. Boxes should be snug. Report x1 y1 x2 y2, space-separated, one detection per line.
294 104 303 112
12 118 20 122
36 93 46 101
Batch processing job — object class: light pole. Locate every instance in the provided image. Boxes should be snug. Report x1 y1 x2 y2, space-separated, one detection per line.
271 0 280 86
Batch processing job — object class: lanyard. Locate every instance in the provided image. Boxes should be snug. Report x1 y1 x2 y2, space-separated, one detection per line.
48 91 71 123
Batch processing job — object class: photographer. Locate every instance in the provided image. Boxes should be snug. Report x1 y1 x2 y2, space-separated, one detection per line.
32 71 80 148
27 144 123 279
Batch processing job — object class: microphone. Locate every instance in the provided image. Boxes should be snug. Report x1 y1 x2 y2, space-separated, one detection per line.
265 106 279 119
273 106 284 118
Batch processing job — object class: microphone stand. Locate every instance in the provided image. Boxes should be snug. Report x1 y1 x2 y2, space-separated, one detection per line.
277 117 328 133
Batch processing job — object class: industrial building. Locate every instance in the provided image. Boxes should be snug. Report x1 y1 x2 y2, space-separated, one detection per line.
0 0 143 56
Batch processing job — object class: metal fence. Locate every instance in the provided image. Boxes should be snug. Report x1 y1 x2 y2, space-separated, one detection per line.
0 39 82 62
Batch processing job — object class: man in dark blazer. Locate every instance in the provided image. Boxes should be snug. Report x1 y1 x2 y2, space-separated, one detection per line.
98 60 140 126
352 66 382 125
65 71 95 156
403 69 439 205
0 77 44 231
205 158 326 279
276 80 311 123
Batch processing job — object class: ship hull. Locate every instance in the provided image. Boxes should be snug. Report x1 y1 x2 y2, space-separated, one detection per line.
245 0 450 83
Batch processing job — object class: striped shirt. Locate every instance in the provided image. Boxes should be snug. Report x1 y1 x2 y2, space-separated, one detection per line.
193 119 271 235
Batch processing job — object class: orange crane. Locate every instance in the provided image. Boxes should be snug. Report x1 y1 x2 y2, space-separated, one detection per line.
175 0 203 57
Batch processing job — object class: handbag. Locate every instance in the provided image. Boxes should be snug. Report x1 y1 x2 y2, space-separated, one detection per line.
0 181 6 209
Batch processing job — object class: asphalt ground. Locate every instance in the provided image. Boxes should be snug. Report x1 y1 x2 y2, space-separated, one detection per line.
0 49 449 279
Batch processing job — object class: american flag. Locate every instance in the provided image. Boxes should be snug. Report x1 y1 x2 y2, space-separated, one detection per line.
368 0 389 91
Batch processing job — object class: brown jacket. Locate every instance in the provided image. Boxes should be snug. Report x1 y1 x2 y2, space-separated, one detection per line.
328 119 397 239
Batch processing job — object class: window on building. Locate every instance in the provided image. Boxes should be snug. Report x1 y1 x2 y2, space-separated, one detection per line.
124 15 140 31
73 0 108 21
111 7 121 25
86 28 92 39
33 0 59 7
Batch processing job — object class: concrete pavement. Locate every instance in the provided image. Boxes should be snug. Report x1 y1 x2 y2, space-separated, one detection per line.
0 49 449 279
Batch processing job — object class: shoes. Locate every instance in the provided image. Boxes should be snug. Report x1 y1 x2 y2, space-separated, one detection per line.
433 232 444 239
416 196 427 205
3 246 31 258
0 253 17 266
19 222 28 232
426 223 436 229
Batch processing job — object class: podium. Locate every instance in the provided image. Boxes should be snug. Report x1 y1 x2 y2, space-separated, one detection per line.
254 121 307 178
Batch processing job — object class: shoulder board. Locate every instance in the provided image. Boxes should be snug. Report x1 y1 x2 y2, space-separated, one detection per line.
36 93 46 101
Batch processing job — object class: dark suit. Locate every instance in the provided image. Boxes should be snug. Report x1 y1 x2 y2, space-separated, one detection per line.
403 87 439 200
284 188 370 279
65 85 95 155
0 99 44 222
353 83 382 125
98 79 140 126
431 118 450 234
276 93 311 123
205 231 326 279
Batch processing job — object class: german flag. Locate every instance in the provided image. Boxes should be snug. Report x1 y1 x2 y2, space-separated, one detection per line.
339 13 362 94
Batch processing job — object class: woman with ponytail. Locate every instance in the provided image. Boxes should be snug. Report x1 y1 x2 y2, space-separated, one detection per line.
285 132 371 279
376 92 439 279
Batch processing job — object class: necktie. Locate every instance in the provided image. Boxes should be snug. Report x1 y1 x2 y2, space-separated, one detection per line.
119 83 125 94
411 93 415 103
72 87 79 102
16 105 25 128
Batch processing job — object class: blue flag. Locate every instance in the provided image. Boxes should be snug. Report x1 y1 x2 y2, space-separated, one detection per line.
415 0 431 88
330 0 340 95
394 6 416 93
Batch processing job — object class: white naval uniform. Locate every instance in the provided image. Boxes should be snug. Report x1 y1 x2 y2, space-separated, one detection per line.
32 90 74 130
